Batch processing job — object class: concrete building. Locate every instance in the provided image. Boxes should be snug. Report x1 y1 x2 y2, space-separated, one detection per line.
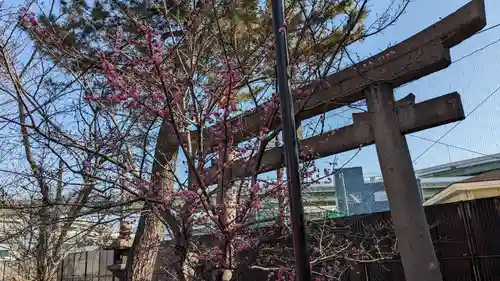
194 155 497 230
415 153 500 178
281 152 500 218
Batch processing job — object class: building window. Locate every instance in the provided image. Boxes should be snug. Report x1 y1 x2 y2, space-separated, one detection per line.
0 244 9 259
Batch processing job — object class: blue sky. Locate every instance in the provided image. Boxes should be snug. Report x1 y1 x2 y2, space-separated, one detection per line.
312 0 500 178
6 0 500 184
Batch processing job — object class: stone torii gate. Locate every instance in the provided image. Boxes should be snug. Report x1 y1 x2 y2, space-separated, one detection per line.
180 0 486 280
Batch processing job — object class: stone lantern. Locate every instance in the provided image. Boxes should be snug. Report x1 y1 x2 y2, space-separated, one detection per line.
104 220 133 281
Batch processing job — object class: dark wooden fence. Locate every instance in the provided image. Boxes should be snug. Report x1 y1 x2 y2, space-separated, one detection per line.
334 196 500 281
3 196 500 281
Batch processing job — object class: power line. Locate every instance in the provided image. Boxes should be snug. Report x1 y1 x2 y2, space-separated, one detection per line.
397 25 500 90
404 25 500 163
313 26 500 164
408 134 500 160
413 84 500 163
451 23 500 64
476 23 500 35
452 37 500 65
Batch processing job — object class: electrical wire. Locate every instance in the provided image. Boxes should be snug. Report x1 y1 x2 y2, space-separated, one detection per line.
397 24 500 89
406 24 500 163
476 23 500 35
310 24 500 165
452 37 500 65
447 23 500 65
408 134 500 160
412 84 500 163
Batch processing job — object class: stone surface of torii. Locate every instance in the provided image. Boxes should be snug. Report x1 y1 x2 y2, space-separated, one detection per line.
204 92 465 185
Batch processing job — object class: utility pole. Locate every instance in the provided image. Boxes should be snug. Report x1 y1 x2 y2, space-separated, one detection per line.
366 83 443 281
271 0 311 280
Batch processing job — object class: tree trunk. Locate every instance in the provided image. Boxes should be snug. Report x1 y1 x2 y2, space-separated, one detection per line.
33 263 58 281
216 150 236 275
125 210 163 281
125 122 179 281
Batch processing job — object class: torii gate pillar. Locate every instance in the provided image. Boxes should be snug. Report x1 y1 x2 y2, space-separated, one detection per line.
366 83 442 281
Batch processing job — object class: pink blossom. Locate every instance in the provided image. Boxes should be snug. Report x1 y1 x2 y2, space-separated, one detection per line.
153 92 164 101
251 183 260 195
114 27 123 46
129 87 139 99
251 200 261 209
157 109 168 117
34 20 334 247
29 17 38 26
126 101 138 108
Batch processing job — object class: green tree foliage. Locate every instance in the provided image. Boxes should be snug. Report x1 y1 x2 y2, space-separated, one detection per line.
28 0 367 91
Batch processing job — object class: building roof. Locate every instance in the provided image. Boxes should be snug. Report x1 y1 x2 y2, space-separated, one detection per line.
458 169 500 183
423 169 500 206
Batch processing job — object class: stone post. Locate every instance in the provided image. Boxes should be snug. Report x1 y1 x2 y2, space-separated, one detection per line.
105 220 133 281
